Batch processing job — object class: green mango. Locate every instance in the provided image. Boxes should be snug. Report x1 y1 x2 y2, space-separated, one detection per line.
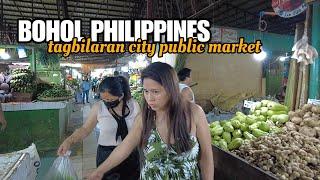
249 122 261 131
223 122 234 132
213 135 221 141
219 139 228 151
252 129 268 138
258 122 270 132
228 138 243 150
231 120 241 129
209 121 220 128
260 107 269 115
243 131 256 140
210 126 223 136
240 123 249 132
245 115 257 125
222 132 232 143
232 129 242 138
212 140 219 146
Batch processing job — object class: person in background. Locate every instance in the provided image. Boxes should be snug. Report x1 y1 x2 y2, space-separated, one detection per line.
88 62 213 180
177 68 195 103
92 77 98 93
81 76 91 104
0 104 7 131
58 76 141 180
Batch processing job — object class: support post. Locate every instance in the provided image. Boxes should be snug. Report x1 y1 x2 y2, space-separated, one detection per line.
309 2 320 99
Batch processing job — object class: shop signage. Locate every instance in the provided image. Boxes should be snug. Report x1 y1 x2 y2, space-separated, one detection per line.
210 27 238 43
272 0 307 18
221 28 238 43
210 27 222 42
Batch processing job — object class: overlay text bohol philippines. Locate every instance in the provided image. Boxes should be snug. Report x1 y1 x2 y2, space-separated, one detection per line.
17 19 262 58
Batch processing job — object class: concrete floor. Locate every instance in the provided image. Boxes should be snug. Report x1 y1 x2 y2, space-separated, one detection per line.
70 101 98 180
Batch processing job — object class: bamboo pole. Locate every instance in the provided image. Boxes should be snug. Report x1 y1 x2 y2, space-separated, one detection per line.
284 23 304 110
298 5 312 108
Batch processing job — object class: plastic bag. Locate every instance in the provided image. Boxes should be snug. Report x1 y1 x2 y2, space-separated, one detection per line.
45 151 78 180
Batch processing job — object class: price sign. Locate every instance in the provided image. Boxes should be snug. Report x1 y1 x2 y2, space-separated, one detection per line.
243 100 258 109
307 99 320 106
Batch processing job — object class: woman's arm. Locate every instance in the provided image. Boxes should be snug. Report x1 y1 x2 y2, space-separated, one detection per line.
89 113 143 179
192 104 214 180
57 102 99 155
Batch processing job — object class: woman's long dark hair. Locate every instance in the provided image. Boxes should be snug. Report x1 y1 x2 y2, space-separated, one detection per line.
140 62 192 153
98 76 131 101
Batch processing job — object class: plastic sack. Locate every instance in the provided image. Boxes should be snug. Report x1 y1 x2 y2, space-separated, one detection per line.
16 143 41 179
45 151 78 180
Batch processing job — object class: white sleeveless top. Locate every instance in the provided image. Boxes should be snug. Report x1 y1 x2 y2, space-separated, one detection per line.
97 98 140 146
179 83 195 103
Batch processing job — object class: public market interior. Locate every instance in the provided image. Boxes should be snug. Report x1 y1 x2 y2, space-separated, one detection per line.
0 0 320 179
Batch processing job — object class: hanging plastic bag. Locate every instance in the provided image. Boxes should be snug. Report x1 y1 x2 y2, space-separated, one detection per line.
45 151 78 180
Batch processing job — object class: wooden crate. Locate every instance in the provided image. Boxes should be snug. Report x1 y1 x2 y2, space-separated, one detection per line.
212 145 277 180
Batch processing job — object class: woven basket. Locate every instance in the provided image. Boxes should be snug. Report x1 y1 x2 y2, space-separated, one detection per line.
12 92 33 102
37 96 73 102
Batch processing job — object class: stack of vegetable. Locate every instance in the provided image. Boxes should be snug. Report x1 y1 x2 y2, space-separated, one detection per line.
10 68 35 93
38 85 71 99
285 104 320 138
210 100 288 151
250 100 289 126
209 112 281 151
132 87 143 106
66 79 80 91
35 83 54 97
233 130 320 180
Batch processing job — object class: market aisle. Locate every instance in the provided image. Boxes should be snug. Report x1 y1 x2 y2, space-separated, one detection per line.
71 92 98 180
82 102 98 179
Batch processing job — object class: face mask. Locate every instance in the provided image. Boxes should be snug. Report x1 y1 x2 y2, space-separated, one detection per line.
103 99 120 109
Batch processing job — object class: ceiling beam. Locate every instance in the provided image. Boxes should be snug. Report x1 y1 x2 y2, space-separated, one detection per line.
212 1 270 28
62 0 69 18
187 0 224 19
2 10 130 20
1 0 3 29
12 0 23 17
67 0 137 9
15 0 138 9
1 3 132 17
40 0 51 18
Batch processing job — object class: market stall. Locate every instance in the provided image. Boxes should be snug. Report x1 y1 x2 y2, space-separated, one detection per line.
209 99 320 180
0 101 72 153
0 45 73 154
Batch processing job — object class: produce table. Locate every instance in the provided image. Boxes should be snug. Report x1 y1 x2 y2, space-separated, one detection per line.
0 101 72 154
212 145 277 180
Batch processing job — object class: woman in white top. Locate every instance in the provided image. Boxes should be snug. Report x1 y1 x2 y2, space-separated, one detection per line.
178 68 195 103
58 76 141 180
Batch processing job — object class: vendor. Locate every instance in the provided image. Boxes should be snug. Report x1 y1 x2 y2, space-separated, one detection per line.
58 76 140 180
88 62 213 180
178 68 195 103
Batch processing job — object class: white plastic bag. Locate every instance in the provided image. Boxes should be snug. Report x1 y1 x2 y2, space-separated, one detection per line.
45 151 78 180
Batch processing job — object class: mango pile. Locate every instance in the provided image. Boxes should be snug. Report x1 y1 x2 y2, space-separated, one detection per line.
210 100 288 151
